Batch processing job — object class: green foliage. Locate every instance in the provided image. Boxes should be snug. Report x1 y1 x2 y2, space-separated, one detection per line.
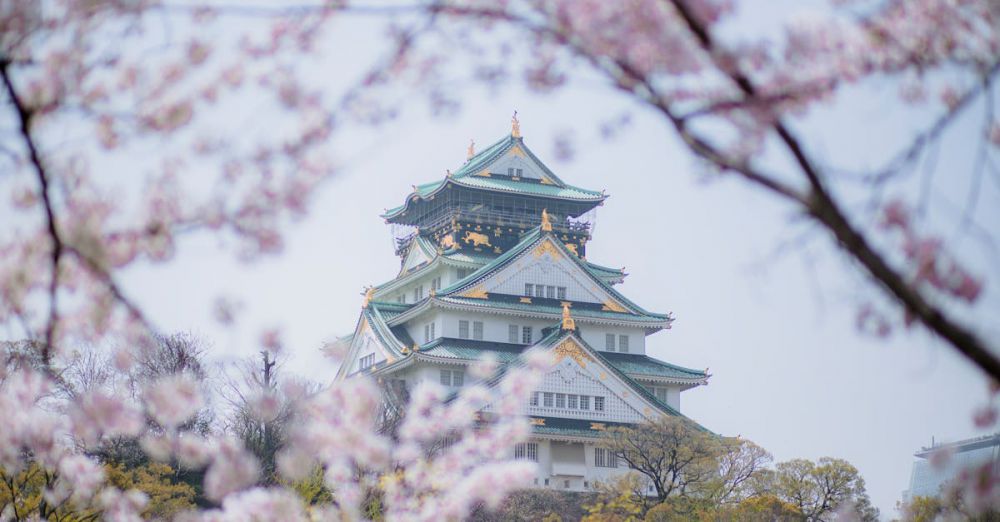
714 494 802 521
761 457 879 521
582 475 646 522
0 462 97 521
104 462 196 519
287 466 333 506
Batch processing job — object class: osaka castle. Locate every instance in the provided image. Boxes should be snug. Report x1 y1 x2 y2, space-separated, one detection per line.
336 116 709 491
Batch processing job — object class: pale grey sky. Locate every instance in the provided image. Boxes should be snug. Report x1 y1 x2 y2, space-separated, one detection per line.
90 1 1000 518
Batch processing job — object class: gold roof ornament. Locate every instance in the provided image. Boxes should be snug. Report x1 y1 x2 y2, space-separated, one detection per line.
541 208 552 231
511 110 521 138
561 301 576 331
362 286 374 307
467 139 475 160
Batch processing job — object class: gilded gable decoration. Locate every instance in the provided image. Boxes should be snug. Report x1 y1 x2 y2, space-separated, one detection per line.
458 284 489 299
533 239 561 260
553 338 590 367
601 299 628 313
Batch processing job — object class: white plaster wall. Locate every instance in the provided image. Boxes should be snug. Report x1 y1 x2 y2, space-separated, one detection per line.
405 310 442 346
578 325 646 355
384 265 451 304
667 387 681 411
428 311 552 345
491 154 544 180
524 358 645 423
526 439 636 492
484 252 608 304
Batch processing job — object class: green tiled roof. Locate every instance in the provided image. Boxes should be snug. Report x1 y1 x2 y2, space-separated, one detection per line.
417 338 526 363
382 134 605 220
601 352 707 380
529 416 634 439
369 301 412 321
437 295 671 325
452 135 522 179
435 227 671 323
585 261 626 283
451 176 604 200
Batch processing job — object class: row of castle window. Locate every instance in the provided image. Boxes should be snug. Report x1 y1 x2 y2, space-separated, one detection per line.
439 369 465 387
605 334 629 353
594 448 619 468
530 392 605 412
514 442 538 461
458 320 484 340
396 276 444 304
513 443 618 469
359 353 376 370
524 284 567 300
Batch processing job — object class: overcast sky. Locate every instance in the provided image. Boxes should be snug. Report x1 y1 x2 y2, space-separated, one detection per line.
92 1 1000 517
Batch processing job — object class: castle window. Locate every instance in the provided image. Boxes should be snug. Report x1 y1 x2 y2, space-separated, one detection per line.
546 285 556 299
398 295 406 304
440 369 464 387
555 393 566 408
422 322 435 342
534 285 545 298
473 321 484 340
508 167 515 176
457 268 470 280
568 394 578 409
522 326 533 344
431 277 441 291
605 334 616 352
413 286 423 301
530 392 539 406
514 443 538 462
595 448 617 468
517 168 524 177
594 396 605 412
508 324 519 343
557 287 566 300
459 320 470 339
543 392 553 408
580 396 590 410
619 335 629 353
359 353 375 370
524 283 533 297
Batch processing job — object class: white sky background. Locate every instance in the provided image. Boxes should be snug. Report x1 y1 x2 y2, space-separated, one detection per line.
19 0 996 518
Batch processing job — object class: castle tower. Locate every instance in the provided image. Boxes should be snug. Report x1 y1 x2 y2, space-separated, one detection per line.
338 120 709 491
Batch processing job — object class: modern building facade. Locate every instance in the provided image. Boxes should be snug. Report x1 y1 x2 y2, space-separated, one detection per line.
337 118 709 491
903 433 1000 501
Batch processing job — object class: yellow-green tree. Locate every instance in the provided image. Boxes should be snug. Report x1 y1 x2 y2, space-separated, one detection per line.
103 462 196 519
0 462 98 521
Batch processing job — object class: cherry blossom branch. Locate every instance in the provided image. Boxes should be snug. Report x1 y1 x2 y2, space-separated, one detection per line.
867 62 1000 185
0 58 62 369
665 0 1000 381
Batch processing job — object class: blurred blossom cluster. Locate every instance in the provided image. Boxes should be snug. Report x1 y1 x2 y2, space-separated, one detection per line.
0 347 553 520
